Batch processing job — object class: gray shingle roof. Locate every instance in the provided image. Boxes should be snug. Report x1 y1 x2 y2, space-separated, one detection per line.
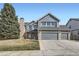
38 13 60 22
66 18 79 26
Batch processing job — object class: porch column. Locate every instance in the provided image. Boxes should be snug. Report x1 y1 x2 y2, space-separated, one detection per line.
58 32 61 40
68 33 71 40
38 31 41 40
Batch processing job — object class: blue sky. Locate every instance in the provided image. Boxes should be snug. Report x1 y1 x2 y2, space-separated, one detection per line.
0 3 79 25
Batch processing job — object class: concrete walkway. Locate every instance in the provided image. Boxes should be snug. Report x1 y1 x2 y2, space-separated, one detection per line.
0 40 79 56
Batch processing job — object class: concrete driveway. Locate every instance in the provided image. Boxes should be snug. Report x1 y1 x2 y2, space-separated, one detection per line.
0 40 79 56
39 40 79 50
39 40 79 56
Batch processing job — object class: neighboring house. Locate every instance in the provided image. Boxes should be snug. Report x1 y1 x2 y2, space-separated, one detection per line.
25 22 30 32
24 21 38 39
25 13 71 40
66 18 79 40
23 22 29 39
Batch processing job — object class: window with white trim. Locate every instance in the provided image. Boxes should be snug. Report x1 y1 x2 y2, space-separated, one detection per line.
41 22 46 26
47 22 51 26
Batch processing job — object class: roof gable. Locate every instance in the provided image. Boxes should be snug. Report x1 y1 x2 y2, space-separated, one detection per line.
66 18 79 26
38 13 60 22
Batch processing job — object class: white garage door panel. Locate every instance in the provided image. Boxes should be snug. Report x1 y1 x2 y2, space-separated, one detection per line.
41 33 58 40
61 33 68 40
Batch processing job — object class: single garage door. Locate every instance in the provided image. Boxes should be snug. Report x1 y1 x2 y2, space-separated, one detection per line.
61 33 68 40
41 32 58 40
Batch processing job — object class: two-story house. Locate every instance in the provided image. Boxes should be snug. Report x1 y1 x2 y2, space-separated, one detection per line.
66 18 79 40
38 13 71 40
25 13 71 40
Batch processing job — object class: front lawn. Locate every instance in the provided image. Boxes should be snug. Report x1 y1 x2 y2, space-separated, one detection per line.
0 39 40 51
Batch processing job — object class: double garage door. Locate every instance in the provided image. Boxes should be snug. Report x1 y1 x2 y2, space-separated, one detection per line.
41 32 58 40
41 31 68 40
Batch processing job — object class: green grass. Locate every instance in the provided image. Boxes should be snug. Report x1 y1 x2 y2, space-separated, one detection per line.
0 39 40 51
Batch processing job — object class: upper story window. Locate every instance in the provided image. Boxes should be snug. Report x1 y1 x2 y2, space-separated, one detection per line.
29 25 32 30
51 22 55 25
42 22 46 26
41 22 57 27
34 25 37 29
69 25 71 29
47 22 51 26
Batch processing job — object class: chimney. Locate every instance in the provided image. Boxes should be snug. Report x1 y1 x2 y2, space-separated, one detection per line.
19 17 25 39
